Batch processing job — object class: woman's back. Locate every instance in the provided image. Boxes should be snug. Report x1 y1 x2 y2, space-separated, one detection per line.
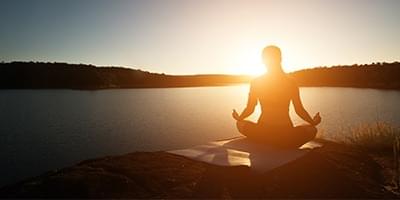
250 74 297 128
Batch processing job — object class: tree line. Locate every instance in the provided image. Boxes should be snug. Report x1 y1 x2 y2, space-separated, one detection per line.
0 62 251 89
289 62 400 90
0 61 399 90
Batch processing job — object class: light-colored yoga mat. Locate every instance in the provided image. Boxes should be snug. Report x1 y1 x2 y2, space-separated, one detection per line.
168 136 322 173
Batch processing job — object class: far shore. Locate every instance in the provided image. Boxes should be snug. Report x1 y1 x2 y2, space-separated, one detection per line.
2 84 400 91
1 61 400 90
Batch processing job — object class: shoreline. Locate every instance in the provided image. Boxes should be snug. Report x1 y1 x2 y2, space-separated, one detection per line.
1 61 400 91
1 85 400 91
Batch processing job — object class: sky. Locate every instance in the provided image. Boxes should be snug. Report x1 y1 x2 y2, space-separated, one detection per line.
1 0 399 75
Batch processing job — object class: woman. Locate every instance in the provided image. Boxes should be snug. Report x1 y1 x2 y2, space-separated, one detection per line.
232 45 321 148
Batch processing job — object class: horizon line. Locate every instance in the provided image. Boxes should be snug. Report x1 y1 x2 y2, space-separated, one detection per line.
2 60 399 77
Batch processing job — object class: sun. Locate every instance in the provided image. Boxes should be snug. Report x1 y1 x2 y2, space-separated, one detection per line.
230 48 266 76
228 41 302 75
230 65 265 76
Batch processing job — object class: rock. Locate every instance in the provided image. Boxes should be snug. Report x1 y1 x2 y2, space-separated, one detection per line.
0 139 396 198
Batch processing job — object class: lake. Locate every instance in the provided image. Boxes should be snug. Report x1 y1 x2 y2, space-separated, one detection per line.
1 86 400 186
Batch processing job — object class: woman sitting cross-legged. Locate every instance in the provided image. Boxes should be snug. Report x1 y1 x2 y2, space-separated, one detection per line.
232 45 321 148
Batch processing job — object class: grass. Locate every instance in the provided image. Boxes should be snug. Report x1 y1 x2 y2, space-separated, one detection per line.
338 122 399 153
327 122 400 192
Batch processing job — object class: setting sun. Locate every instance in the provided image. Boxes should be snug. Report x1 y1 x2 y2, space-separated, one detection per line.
228 43 301 75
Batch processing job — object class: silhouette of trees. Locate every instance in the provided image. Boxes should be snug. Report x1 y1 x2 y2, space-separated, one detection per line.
0 61 399 89
289 62 400 89
0 62 251 89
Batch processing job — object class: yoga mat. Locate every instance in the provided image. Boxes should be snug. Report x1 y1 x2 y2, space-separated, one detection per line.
168 136 322 173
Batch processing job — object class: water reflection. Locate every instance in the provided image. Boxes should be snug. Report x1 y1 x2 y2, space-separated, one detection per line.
0 86 399 186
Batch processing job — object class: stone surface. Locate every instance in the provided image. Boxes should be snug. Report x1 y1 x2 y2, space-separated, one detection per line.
0 139 396 198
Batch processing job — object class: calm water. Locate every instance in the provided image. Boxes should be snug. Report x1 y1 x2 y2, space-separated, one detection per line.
1 86 400 186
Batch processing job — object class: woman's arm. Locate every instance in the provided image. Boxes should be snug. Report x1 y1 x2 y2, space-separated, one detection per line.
292 86 321 125
232 84 258 121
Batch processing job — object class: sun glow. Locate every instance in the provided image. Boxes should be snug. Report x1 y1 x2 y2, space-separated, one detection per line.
230 64 265 76
229 43 300 76
228 43 266 76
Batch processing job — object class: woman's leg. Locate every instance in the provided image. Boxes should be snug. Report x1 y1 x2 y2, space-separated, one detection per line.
289 124 318 147
236 121 317 148
236 120 260 138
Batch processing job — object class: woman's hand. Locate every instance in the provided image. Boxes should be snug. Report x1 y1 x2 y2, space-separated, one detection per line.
232 109 241 121
312 112 321 126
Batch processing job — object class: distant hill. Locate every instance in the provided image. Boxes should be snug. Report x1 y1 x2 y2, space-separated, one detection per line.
0 62 251 89
0 61 399 90
289 62 400 90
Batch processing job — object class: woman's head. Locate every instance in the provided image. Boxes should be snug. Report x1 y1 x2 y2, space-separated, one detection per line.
262 45 283 73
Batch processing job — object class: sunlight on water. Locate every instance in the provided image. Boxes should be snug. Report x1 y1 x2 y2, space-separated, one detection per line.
0 86 400 186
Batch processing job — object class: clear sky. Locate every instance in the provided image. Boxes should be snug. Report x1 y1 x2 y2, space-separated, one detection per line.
1 0 399 75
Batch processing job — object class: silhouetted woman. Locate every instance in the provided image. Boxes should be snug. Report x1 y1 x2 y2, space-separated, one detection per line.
232 45 321 148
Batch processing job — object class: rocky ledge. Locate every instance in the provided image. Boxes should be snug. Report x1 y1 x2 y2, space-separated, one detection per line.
0 139 397 198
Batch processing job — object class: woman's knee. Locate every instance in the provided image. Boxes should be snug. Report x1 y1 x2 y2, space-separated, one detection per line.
296 125 317 140
306 126 318 139
236 120 246 133
236 120 257 135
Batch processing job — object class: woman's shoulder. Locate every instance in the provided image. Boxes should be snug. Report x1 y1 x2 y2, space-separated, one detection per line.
250 74 265 85
284 75 298 87
250 73 298 88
